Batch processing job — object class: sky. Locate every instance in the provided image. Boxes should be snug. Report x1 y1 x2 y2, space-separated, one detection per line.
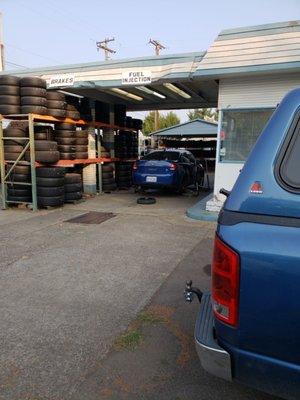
1 0 299 121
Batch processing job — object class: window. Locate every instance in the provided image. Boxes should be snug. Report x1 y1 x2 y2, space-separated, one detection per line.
220 109 274 162
143 151 180 161
277 116 300 192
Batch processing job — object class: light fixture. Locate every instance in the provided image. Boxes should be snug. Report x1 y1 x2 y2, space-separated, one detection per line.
57 90 84 98
110 88 143 101
135 86 166 99
163 83 191 99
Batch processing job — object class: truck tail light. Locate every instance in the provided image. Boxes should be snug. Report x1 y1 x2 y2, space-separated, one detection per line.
169 162 177 171
212 234 240 327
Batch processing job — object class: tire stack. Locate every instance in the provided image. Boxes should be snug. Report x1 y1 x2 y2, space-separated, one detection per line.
99 145 110 158
115 162 133 189
20 77 47 115
102 163 116 192
64 173 83 202
65 97 80 120
25 140 60 164
36 167 65 208
74 129 88 159
115 131 128 159
54 123 76 160
0 75 21 115
34 125 53 141
3 126 28 161
46 91 67 118
6 164 32 204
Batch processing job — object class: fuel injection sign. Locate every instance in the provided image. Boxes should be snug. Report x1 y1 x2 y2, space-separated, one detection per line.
122 70 152 85
48 74 75 88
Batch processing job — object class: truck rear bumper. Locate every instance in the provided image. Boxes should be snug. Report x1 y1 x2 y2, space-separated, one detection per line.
195 292 232 381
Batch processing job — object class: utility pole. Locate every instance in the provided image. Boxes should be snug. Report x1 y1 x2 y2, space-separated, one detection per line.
149 39 166 132
0 13 5 71
96 37 116 61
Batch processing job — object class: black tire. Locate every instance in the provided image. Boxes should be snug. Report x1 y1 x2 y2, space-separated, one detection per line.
75 137 88 145
37 186 64 196
53 130 75 138
66 104 78 111
7 195 32 203
65 173 81 184
4 152 24 161
0 105 20 114
20 87 47 97
34 132 48 140
21 96 47 106
0 85 20 95
38 195 64 207
75 152 88 159
66 110 80 120
4 144 24 152
102 171 114 179
55 137 76 145
0 75 20 86
55 123 75 130
36 177 64 187
102 177 115 184
74 145 87 152
75 131 88 138
65 182 82 193
64 191 82 201
47 108 67 118
46 91 65 101
7 188 32 196
47 100 66 109
10 165 30 174
21 105 47 115
102 183 117 191
36 167 65 178
25 150 60 163
117 170 133 177
118 164 132 171
34 125 52 133
57 145 76 152
137 197 156 205
102 165 114 172
20 77 46 88
59 153 76 160
4 128 28 145
34 141 57 151
0 95 20 105
8 173 31 182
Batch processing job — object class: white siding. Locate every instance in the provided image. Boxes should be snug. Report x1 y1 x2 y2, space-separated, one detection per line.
218 73 300 108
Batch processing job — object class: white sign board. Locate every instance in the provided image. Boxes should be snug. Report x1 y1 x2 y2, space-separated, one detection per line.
122 71 152 85
48 74 75 88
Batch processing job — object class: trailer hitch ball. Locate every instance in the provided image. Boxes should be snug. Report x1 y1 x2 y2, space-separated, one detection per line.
184 280 203 303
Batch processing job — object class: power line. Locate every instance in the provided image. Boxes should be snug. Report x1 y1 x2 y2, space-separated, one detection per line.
6 42 61 64
96 38 116 61
6 60 28 69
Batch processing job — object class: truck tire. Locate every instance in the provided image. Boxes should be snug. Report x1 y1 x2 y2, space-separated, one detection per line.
25 150 60 163
54 123 75 130
75 130 88 138
7 195 32 203
46 91 65 101
102 165 114 172
11 165 31 174
37 186 64 196
59 153 76 160
0 85 20 95
20 77 46 88
47 100 66 109
34 141 57 151
64 191 82 201
74 145 87 152
7 188 32 196
47 108 67 118
0 75 20 85
0 95 20 105
36 177 64 186
57 145 76 152
38 195 64 207
21 96 47 106
65 173 81 183
75 152 88 159
34 132 48 140
21 87 47 97
102 171 113 179
8 173 31 182
36 167 65 178
55 137 76 145
66 110 80 120
0 105 20 114
53 130 75 138
21 105 47 115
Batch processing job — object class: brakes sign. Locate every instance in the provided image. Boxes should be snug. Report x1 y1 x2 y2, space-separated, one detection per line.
48 74 75 88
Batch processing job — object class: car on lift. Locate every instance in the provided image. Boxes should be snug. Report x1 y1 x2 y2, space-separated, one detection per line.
185 88 300 400
132 149 204 193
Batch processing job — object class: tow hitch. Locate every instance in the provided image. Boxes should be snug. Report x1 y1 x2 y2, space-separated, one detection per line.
184 280 203 303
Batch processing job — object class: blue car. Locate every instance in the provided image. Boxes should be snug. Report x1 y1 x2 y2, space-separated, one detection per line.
132 149 204 192
185 89 300 399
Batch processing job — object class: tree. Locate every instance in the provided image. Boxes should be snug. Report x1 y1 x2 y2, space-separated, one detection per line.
187 108 218 122
143 111 180 135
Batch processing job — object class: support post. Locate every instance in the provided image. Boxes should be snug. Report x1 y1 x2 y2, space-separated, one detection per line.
0 120 6 209
97 128 102 193
28 114 37 211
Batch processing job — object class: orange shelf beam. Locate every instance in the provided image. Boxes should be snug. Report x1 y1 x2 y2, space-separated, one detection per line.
35 157 137 167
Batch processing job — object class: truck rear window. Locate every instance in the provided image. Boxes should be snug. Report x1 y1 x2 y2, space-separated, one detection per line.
277 117 300 191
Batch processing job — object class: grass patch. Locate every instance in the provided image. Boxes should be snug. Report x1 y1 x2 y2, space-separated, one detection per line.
114 330 143 351
137 310 165 324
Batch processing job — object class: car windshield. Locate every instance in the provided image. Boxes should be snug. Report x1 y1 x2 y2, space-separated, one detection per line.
143 151 180 161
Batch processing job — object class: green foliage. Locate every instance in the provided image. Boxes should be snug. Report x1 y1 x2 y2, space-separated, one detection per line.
114 330 143 351
143 111 180 135
187 108 218 122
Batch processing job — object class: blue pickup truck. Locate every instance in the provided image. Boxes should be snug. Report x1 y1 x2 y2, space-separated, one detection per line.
185 88 300 399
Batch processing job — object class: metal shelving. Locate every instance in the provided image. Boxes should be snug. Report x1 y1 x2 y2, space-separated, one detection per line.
0 113 139 211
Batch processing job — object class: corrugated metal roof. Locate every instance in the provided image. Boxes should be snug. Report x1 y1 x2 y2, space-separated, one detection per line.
195 20 300 78
152 119 218 137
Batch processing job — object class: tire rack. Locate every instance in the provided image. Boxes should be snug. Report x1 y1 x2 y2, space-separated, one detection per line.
0 113 139 211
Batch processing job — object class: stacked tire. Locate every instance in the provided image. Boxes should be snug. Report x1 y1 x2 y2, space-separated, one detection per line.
54 123 76 160
20 77 47 115
0 75 21 115
102 163 116 192
116 162 133 189
66 104 80 120
99 145 110 158
36 167 65 208
46 91 67 118
3 126 28 161
25 140 60 164
7 164 32 204
115 131 138 159
34 125 53 141
64 173 83 202
74 129 88 159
